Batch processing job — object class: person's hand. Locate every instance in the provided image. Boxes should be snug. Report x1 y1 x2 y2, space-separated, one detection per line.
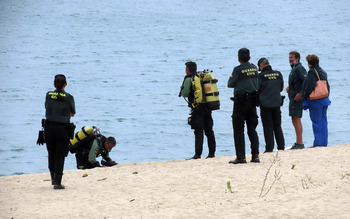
102 160 118 166
303 100 310 110
286 86 289 94
294 93 301 101
109 161 118 166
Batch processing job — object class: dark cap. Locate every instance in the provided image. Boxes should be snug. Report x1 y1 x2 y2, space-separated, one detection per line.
238 48 250 62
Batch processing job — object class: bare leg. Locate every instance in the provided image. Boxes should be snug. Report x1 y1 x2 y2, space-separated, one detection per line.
292 116 303 144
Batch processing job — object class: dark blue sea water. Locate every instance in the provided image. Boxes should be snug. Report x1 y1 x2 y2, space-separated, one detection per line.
1 0 350 176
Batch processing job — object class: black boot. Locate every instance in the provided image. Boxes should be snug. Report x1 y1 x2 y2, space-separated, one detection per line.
206 154 215 159
229 158 247 164
186 154 201 160
251 154 260 163
53 174 65 190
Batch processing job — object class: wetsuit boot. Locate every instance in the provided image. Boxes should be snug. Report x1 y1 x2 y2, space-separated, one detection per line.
53 174 65 190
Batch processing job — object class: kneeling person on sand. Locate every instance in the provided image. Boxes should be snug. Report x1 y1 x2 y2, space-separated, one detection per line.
75 135 117 169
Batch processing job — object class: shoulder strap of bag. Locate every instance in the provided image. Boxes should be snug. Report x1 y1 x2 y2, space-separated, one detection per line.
314 69 321 81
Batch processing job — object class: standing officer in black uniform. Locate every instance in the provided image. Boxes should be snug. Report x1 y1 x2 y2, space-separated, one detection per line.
257 58 285 152
227 48 260 164
180 61 216 159
45 74 75 189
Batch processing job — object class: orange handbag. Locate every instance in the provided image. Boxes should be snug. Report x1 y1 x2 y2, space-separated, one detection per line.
309 69 329 100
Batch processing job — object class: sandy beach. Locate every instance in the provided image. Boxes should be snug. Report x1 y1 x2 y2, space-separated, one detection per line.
1 144 349 219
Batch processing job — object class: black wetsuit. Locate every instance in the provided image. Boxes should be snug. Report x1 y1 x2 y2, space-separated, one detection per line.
180 74 216 158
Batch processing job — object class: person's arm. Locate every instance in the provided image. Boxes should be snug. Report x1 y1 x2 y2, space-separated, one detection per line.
300 74 309 101
180 77 192 97
101 151 118 166
227 69 238 88
88 140 100 167
257 73 263 92
45 93 48 109
69 94 76 117
293 66 307 101
280 73 284 92
294 92 301 101
301 69 318 101
103 151 112 162
298 66 308 82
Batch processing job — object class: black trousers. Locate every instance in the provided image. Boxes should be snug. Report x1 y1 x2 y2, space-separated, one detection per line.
45 122 70 176
260 106 285 152
232 101 259 159
75 150 94 169
191 106 216 156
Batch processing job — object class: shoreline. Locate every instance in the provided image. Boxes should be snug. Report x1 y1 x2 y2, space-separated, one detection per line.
1 144 350 218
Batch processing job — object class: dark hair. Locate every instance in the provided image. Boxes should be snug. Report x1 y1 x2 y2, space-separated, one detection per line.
238 48 250 62
289 51 301 61
257 58 269 67
257 58 269 71
306 54 319 66
185 61 197 74
106 136 116 146
54 74 67 101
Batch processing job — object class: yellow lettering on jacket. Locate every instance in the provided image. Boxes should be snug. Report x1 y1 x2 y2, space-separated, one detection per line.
241 68 257 76
48 92 66 99
264 73 279 80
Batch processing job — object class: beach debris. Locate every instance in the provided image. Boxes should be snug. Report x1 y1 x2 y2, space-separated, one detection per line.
260 151 286 198
82 173 88 177
226 181 233 193
43 179 51 182
130 199 135 202
302 174 316 189
291 164 296 169
340 173 350 180
132 172 138 174
97 177 107 181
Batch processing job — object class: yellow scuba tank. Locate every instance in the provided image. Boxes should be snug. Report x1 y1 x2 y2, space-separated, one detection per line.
191 69 220 110
191 74 206 108
202 71 220 110
69 126 100 154
70 126 94 146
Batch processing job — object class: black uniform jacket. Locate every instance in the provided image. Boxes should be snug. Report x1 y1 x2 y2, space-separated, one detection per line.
258 66 284 108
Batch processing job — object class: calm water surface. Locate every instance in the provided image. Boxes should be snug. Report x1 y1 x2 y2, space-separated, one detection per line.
0 0 349 176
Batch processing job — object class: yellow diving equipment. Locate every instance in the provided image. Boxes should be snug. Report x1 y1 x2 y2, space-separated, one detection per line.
202 72 220 110
70 126 94 146
191 74 206 108
191 69 220 110
69 126 100 153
